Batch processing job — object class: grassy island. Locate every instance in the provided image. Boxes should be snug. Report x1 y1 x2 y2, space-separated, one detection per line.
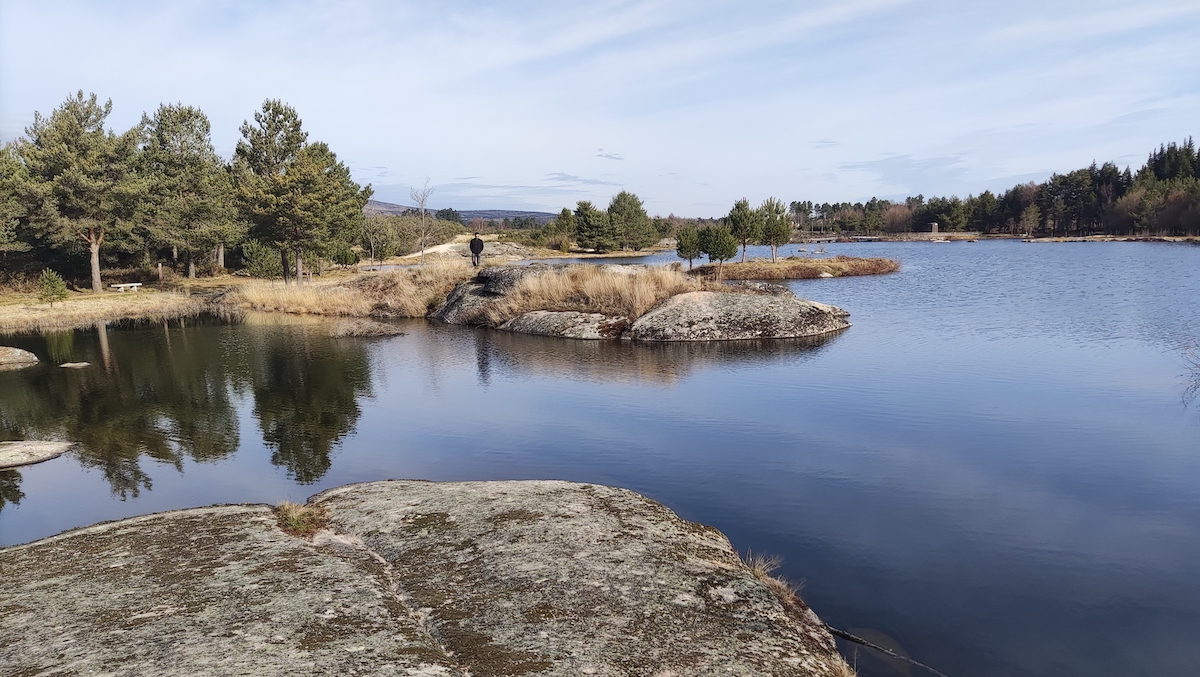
692 255 900 281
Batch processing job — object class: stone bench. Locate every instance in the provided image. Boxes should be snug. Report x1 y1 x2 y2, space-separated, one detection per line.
109 282 142 292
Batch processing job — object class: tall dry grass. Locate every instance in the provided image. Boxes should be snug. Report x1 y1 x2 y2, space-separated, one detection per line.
222 281 373 316
0 291 208 334
351 262 476 317
477 265 703 325
694 255 899 281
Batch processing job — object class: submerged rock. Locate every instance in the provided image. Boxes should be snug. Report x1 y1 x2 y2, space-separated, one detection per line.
429 281 491 324
0 480 852 677
500 310 630 339
628 290 850 341
0 441 74 469
0 346 38 367
327 318 405 338
59 361 91 368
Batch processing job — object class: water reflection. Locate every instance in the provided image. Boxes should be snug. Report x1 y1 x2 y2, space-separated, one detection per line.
479 328 845 385
243 326 373 483
0 319 373 495
0 470 22 514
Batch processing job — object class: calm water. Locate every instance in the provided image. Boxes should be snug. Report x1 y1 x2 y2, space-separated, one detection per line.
3 240 1200 677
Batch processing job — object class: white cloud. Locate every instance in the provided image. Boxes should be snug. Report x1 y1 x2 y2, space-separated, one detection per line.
2 0 1197 215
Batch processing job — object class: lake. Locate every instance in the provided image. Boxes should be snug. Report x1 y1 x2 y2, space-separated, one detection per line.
3 239 1199 677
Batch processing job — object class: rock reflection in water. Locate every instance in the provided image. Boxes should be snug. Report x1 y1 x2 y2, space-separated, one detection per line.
477 328 846 386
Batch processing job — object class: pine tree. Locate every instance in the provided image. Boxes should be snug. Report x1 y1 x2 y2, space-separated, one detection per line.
574 200 618 252
38 268 68 307
676 225 701 269
608 190 656 250
728 198 761 262
699 224 738 280
757 197 791 262
13 92 141 293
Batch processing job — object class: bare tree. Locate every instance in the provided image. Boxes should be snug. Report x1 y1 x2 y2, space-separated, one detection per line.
410 178 435 265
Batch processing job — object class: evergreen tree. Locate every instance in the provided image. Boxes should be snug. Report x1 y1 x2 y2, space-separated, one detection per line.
140 104 239 278
699 223 738 280
676 225 701 269
757 197 791 262
608 190 656 250
728 198 761 262
12 92 142 292
38 268 68 306
574 200 618 252
234 99 307 282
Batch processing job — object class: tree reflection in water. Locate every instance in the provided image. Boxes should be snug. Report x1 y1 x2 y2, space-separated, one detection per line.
0 318 373 498
240 326 372 484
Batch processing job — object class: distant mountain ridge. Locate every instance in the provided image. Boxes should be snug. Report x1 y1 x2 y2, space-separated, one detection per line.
366 200 555 224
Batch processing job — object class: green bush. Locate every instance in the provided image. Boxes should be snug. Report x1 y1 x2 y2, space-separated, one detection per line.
38 268 69 306
241 240 283 278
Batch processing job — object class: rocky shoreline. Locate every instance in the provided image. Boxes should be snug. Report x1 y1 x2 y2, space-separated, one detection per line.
432 265 852 341
0 480 853 676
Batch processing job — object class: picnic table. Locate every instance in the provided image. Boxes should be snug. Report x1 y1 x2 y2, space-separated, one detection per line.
109 283 142 292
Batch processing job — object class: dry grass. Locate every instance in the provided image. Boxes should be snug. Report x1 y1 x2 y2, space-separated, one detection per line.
694 255 900 281
0 291 208 334
351 261 476 317
742 549 806 609
274 500 329 537
476 265 704 326
220 280 374 316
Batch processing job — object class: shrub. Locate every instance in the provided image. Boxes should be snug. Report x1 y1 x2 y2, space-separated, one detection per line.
38 268 69 306
241 240 284 278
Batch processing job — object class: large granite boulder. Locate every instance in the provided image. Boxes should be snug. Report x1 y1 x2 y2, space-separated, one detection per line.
429 281 491 324
499 310 630 339
628 290 850 341
0 480 852 677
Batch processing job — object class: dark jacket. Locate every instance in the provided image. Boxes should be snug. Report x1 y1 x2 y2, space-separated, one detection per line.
469 237 484 254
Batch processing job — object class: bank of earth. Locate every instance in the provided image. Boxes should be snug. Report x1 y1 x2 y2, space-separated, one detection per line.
0 479 855 677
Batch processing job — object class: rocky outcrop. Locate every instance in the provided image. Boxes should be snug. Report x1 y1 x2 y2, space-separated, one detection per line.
430 265 851 343
0 346 38 368
0 441 74 469
0 480 852 677
500 311 630 339
628 291 850 341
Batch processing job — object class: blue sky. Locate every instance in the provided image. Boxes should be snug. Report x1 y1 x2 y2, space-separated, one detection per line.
2 0 1197 216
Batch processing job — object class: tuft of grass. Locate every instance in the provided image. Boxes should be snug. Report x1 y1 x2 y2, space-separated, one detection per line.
693 255 899 281
351 261 476 317
275 500 329 537
476 264 706 326
742 549 807 611
0 291 208 334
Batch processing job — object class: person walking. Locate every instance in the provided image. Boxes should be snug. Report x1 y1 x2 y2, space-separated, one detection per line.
469 232 484 267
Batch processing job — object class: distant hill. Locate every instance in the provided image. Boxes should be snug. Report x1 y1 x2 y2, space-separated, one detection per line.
365 200 555 224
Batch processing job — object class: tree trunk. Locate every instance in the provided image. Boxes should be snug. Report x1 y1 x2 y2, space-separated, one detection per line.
295 248 304 284
718 260 724 282
216 243 224 269
187 251 196 279
172 245 178 262
740 244 747 263
90 240 102 293
280 248 291 284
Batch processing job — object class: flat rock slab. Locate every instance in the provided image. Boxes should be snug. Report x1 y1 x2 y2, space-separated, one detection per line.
0 440 74 469
0 505 459 676
628 291 850 341
0 480 850 677
0 346 38 364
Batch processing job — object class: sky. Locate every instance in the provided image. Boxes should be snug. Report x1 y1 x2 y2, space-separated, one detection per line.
1 0 1198 217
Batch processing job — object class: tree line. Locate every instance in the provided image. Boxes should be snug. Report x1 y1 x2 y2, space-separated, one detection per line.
0 91 376 291
793 139 1200 236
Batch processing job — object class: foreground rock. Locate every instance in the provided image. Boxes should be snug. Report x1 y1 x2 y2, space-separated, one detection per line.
0 480 851 677
0 346 39 369
0 440 74 469
628 291 850 341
